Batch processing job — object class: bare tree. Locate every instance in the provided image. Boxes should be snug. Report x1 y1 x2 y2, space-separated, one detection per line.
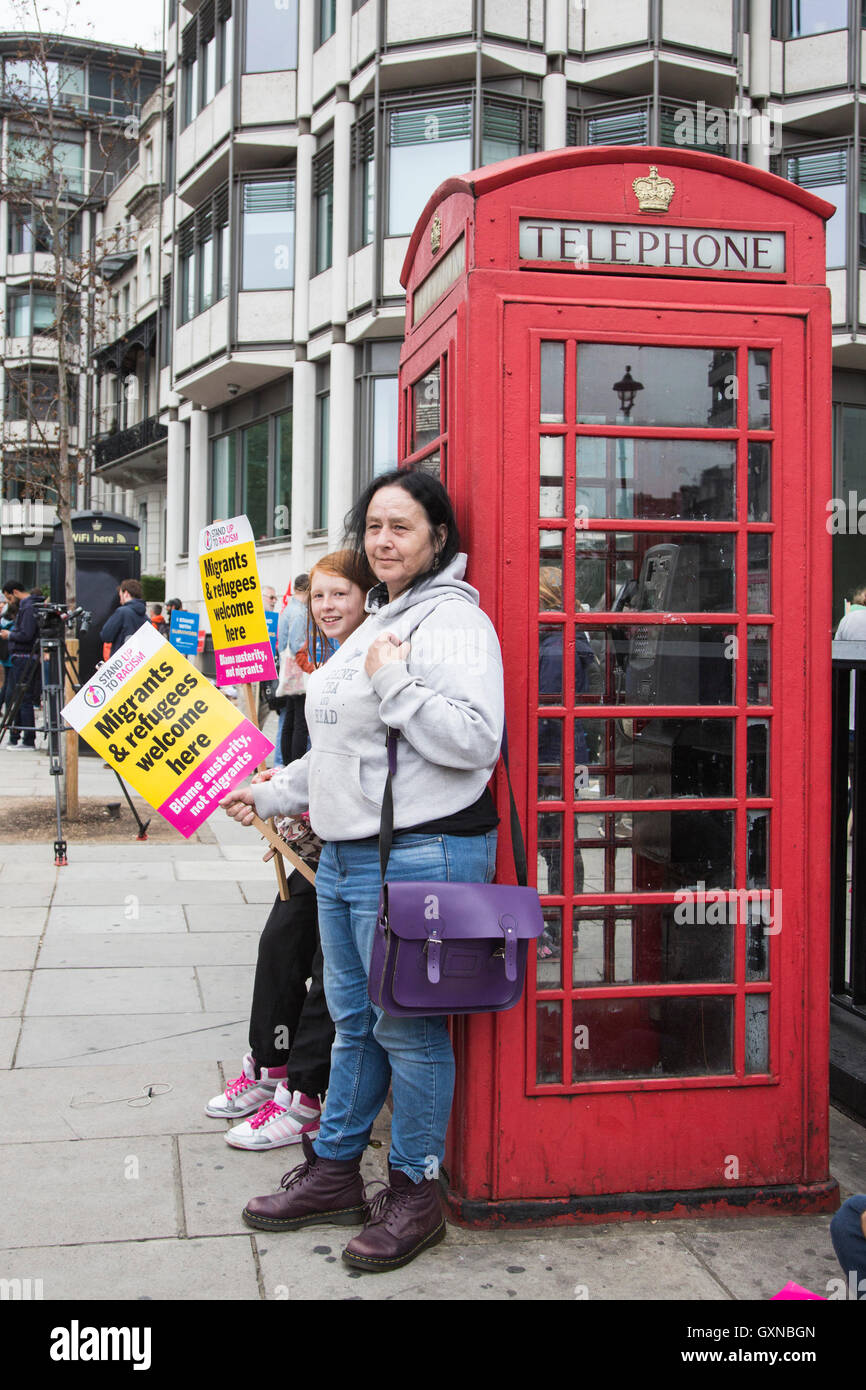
0 0 143 604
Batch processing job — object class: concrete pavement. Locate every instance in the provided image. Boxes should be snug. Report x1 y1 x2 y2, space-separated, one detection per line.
1 735 864 1303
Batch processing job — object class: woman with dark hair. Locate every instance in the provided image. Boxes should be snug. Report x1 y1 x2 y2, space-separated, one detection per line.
221 468 504 1272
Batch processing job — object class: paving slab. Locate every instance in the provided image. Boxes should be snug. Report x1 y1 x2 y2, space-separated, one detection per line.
25 966 202 1016
673 1215 840 1301
15 1013 248 1068
44 904 188 935
37 842 225 861
0 907 48 936
195 964 257 1013
0 1064 224 1143
0 1235 260 1301
0 970 30 1017
238 880 280 904
43 861 179 883
0 1137 180 1249
829 1106 866 1197
3 884 54 907
186 904 269 933
175 860 273 880
51 879 244 906
255 1219 729 1301
0 1017 20 1067
178 1129 389 1239
0 938 39 970
38 931 259 969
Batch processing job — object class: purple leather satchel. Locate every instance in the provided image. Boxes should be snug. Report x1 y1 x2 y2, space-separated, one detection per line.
368 728 544 1017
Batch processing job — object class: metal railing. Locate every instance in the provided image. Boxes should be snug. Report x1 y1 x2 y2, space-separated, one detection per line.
93 413 166 468
831 639 866 1015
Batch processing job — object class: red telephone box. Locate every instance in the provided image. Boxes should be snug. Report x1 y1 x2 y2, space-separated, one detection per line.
399 147 839 1223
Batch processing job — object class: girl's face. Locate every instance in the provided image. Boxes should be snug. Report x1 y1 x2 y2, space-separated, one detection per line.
309 571 366 644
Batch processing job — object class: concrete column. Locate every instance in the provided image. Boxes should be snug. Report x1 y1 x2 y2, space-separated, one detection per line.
331 98 353 326
749 0 771 101
294 129 314 344
164 406 185 598
187 405 209 561
291 357 316 577
327 340 355 550
297 0 314 119
336 0 352 83
545 0 568 55
543 73 567 150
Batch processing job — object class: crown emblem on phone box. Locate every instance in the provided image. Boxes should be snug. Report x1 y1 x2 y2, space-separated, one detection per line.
632 165 675 213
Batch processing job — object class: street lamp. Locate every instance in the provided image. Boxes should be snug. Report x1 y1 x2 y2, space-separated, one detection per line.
612 364 644 418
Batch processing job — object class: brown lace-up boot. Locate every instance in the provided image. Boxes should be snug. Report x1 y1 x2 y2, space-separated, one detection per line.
242 1133 366 1232
341 1167 446 1272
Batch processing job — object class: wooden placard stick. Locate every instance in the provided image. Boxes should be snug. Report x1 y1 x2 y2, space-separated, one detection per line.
251 812 317 887
240 682 268 773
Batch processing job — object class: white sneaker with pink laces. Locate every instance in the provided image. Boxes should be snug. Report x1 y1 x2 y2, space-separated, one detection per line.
224 1084 322 1150
205 1053 286 1119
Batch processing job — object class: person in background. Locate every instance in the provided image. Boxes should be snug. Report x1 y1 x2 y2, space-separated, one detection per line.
275 573 310 769
835 585 866 830
2 578 43 749
149 602 169 636
830 1196 866 1298
100 579 147 656
262 586 277 611
0 590 19 719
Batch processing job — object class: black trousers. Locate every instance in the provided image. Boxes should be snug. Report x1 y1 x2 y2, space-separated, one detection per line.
248 875 333 1098
280 694 309 765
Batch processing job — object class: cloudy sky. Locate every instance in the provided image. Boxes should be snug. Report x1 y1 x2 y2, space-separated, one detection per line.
0 0 164 53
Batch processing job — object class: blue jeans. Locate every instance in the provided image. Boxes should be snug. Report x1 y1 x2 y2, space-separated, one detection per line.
830 1195 866 1296
273 706 287 768
313 830 497 1183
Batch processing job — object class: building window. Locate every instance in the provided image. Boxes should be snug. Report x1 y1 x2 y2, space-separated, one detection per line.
244 0 298 73
3 58 84 107
8 289 56 337
351 116 375 249
313 144 334 274
785 146 847 269
775 0 848 37
241 178 295 290
316 0 336 47
383 94 541 238
838 404 866 497
164 106 175 194
315 363 330 530
355 340 400 484
181 0 232 128
275 409 292 535
7 133 84 194
142 246 153 300
177 184 230 323
160 275 172 367
387 103 472 237
5 367 76 424
210 405 293 539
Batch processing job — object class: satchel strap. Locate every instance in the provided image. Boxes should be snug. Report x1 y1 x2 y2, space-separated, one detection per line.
379 723 529 888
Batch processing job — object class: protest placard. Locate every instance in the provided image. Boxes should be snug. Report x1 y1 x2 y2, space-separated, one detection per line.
198 516 277 686
62 621 273 838
168 608 200 655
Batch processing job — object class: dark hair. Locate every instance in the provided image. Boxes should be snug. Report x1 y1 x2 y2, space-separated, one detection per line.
343 468 461 589
120 578 143 600
2 578 25 594
167 597 182 609
151 603 163 615
293 572 310 592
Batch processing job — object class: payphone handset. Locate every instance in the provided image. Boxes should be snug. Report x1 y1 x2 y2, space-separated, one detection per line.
626 543 701 704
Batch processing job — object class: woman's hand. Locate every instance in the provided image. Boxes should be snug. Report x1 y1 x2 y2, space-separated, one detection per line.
364 632 410 678
251 768 274 785
219 786 257 826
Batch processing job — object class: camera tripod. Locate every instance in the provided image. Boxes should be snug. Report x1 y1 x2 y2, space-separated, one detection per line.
0 625 77 864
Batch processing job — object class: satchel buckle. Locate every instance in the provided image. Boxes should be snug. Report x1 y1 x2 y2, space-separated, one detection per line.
499 914 519 983
424 929 442 985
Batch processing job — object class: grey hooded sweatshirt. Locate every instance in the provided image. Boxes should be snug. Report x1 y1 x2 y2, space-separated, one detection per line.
252 554 504 841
